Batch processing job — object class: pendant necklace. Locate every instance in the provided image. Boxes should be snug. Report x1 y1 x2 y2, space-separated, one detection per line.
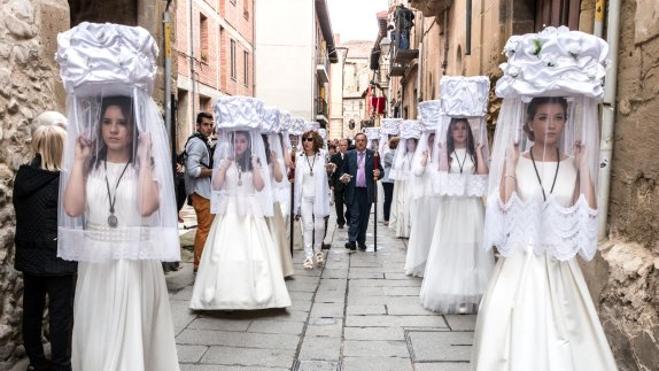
529 147 560 202
104 160 131 228
305 153 316 176
454 149 468 174
237 164 243 186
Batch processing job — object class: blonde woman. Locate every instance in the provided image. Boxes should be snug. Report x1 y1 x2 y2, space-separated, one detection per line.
13 120 77 371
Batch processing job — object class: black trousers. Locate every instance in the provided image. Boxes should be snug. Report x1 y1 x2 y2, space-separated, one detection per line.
333 189 349 226
382 182 394 222
348 188 370 245
22 274 75 371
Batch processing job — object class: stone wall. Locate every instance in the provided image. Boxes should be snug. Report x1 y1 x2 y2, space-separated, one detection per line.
0 0 69 367
579 1 659 370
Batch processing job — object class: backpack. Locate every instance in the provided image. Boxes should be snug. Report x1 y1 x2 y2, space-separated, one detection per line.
175 133 213 209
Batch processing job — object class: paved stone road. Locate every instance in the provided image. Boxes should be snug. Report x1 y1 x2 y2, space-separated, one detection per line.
168 214 475 371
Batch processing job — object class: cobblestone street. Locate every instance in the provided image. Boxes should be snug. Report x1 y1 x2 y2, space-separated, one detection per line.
167 215 474 371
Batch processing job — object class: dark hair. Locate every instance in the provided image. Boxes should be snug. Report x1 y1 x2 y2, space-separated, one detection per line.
302 130 323 153
232 130 253 172
388 136 400 150
405 138 418 153
446 117 477 173
95 96 136 167
354 132 367 141
524 97 568 141
196 111 213 125
261 134 272 165
328 143 337 151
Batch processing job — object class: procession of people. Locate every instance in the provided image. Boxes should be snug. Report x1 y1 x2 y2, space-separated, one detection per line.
10 21 619 371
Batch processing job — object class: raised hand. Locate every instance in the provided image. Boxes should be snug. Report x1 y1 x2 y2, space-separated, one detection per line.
75 134 93 162
574 140 587 169
505 141 520 174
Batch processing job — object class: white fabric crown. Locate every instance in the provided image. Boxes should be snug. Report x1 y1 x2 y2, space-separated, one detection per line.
305 121 320 132
262 106 280 134
214 96 264 130
288 117 306 136
56 22 158 96
364 127 380 140
400 120 423 139
440 76 490 117
417 99 443 130
496 26 609 99
279 111 292 132
380 118 402 135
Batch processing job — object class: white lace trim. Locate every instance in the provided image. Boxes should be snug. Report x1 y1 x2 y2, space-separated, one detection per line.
482 192 598 261
433 173 488 197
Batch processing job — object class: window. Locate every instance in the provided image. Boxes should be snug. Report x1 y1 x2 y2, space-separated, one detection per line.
534 0 581 31
200 14 209 62
465 0 472 55
230 39 236 80
243 51 249 85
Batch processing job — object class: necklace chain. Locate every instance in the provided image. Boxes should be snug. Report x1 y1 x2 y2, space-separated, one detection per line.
529 147 560 202
104 161 131 227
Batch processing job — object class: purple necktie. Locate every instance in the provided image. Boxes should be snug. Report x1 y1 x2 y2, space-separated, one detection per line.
357 152 366 187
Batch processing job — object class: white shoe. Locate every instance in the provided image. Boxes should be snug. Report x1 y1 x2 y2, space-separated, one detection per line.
314 251 325 266
303 257 314 270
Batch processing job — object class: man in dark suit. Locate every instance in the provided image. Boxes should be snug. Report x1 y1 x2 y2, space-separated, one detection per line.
340 133 384 251
330 139 350 229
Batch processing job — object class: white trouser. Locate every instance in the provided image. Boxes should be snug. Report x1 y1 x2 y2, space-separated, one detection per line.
301 197 325 259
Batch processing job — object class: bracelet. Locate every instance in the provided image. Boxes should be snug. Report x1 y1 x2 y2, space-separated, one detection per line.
504 175 516 180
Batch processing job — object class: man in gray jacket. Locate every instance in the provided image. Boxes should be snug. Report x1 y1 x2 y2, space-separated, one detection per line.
185 112 214 271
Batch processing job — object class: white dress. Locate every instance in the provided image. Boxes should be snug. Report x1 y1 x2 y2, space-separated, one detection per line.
266 202 294 278
419 150 494 312
390 153 413 238
404 164 441 277
190 165 291 310
471 156 618 371
73 162 180 371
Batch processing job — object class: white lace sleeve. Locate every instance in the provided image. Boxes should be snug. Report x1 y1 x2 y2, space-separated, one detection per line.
482 191 598 261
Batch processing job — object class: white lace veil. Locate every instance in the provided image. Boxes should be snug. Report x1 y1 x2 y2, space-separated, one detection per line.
410 101 441 200
365 127 380 154
483 26 608 261
379 118 402 157
433 76 491 197
263 107 290 214
211 96 273 218
389 120 422 181
55 22 180 262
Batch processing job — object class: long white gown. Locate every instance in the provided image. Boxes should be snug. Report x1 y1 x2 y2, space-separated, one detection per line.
266 202 294 278
73 162 180 371
472 156 618 371
404 164 441 277
390 153 413 238
190 164 291 310
419 150 494 311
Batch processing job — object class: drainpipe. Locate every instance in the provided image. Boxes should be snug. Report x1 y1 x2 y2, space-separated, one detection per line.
596 0 620 240
163 0 173 157
189 0 196 126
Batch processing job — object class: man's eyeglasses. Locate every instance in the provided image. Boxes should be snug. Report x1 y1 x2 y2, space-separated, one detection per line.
303 137 314 142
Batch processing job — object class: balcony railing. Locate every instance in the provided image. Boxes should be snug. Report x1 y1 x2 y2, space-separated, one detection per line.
316 51 330 83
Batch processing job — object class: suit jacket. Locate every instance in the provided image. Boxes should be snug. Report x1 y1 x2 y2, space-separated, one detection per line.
330 152 347 191
341 149 384 205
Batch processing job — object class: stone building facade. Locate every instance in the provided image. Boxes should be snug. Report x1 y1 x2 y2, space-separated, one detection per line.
383 0 659 369
0 0 176 367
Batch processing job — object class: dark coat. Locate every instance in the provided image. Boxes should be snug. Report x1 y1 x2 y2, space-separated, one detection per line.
330 152 347 191
13 161 77 276
341 149 384 205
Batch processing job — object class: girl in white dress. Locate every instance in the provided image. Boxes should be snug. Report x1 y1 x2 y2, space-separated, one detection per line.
405 104 442 277
294 130 331 270
389 121 422 239
57 23 180 371
419 117 494 312
472 27 617 370
191 96 291 310
262 107 294 278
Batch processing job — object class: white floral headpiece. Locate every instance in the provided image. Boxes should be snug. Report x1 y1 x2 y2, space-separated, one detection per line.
56 22 158 96
496 26 608 99
440 76 490 117
214 96 264 130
